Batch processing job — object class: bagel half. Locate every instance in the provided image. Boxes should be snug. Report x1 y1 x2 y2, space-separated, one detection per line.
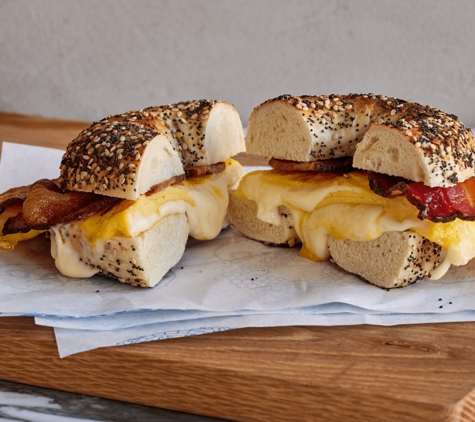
61 99 245 200
246 94 475 187
229 93 475 288
0 99 245 287
227 191 300 247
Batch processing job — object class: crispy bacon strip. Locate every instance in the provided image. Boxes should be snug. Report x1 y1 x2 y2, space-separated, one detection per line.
23 184 102 227
2 214 39 234
0 179 60 213
269 157 353 173
369 172 475 222
147 163 225 196
368 173 409 198
1 179 122 235
2 171 190 235
3 192 122 235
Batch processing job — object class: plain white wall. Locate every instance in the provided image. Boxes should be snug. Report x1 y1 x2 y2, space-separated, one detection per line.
1 0 474 126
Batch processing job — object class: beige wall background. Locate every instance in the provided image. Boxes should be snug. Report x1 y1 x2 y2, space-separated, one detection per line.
1 0 474 127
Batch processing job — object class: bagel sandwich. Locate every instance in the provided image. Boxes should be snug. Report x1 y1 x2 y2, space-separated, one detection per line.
227 94 475 288
0 100 245 287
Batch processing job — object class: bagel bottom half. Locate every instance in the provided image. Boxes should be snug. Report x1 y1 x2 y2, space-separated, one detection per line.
327 232 441 288
228 190 441 288
51 213 188 288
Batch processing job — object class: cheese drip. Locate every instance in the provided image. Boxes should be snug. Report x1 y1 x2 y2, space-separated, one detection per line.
237 169 475 279
78 158 243 243
50 225 99 278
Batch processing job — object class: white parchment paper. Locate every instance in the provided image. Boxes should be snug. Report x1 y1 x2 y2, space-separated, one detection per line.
2 227 474 317
0 142 64 191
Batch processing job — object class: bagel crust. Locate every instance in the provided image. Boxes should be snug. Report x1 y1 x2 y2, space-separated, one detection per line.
246 94 475 187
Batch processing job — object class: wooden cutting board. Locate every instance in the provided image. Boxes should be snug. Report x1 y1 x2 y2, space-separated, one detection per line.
1 112 475 422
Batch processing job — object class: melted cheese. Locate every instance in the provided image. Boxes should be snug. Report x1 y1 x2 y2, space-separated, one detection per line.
78 158 243 242
238 169 475 279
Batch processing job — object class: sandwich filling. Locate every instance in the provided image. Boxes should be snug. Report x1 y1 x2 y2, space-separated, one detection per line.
76 158 242 242
237 169 475 280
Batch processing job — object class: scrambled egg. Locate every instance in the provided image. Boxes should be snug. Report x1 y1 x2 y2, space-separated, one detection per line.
79 158 242 243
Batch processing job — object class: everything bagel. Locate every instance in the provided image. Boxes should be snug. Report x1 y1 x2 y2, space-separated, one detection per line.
61 99 245 200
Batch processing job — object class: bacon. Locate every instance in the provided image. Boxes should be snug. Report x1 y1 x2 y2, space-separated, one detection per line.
0 179 60 213
368 173 409 198
145 174 186 196
369 172 475 222
184 162 226 178
147 165 220 196
1 214 34 234
1 179 122 235
3 195 121 234
269 157 353 173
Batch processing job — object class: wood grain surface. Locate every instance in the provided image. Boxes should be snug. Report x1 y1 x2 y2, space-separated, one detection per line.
1 111 475 422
